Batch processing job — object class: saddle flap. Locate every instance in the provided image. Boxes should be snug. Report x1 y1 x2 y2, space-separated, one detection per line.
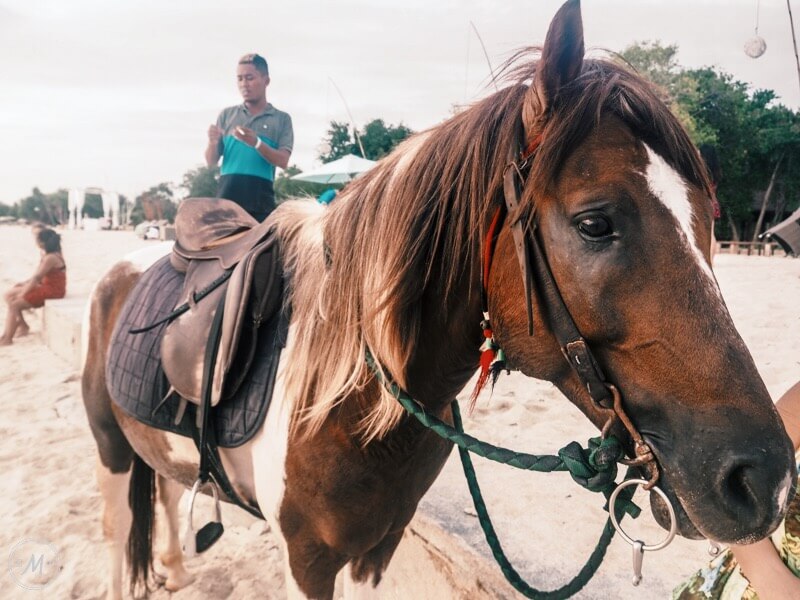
161 232 283 407
212 237 283 404
161 259 228 404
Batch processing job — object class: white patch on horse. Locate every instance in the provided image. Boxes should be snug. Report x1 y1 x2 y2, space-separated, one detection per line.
250 328 313 596
777 472 792 516
122 241 174 271
643 145 715 284
164 431 201 466
343 562 380 599
251 327 294 546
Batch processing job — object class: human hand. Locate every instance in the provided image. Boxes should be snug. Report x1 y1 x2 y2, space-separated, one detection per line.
233 125 258 147
207 124 223 145
752 567 800 600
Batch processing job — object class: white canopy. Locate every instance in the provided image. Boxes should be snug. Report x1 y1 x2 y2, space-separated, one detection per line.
291 154 377 184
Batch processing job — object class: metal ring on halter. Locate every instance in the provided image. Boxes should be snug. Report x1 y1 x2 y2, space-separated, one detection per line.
609 478 677 551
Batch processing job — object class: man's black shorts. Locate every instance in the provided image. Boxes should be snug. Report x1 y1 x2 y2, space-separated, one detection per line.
217 174 275 223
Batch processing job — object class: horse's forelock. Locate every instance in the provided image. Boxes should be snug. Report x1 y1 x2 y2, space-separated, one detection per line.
528 58 712 200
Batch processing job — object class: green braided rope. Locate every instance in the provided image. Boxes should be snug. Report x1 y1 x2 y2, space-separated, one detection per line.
366 351 641 598
453 401 637 599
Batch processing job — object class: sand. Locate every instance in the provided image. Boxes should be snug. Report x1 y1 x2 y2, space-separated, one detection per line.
0 223 797 599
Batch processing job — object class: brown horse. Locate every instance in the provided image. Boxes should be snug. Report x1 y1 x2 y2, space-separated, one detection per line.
82 1 795 598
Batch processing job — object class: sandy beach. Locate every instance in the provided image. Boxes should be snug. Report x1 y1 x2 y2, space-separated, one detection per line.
0 223 798 599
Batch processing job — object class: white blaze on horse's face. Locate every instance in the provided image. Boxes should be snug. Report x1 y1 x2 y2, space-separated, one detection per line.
642 145 716 285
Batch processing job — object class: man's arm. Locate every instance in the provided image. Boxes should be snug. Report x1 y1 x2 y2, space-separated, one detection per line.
729 381 800 600
206 124 223 167
232 126 291 170
256 144 290 170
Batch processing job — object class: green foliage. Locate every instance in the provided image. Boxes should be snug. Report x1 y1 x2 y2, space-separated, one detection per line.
82 193 104 219
321 122 355 163
182 165 219 198
620 41 800 239
318 119 413 162
619 41 681 94
130 182 177 226
16 187 68 225
274 164 330 202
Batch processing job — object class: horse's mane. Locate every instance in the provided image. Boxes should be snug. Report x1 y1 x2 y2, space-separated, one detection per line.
270 52 711 443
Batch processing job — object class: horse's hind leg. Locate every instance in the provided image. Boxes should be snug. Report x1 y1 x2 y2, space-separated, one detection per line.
156 475 194 591
96 458 132 600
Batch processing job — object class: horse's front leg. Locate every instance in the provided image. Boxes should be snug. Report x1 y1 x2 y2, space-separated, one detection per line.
156 475 194 591
343 529 404 599
96 459 131 600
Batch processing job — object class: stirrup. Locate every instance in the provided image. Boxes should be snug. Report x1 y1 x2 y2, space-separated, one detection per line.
181 478 224 558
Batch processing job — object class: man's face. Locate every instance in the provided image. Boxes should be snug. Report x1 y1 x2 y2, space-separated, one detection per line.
236 64 269 104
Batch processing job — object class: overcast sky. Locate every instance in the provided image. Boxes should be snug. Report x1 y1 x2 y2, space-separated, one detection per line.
0 0 798 204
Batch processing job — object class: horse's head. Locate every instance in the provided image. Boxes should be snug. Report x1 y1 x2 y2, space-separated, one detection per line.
489 0 795 544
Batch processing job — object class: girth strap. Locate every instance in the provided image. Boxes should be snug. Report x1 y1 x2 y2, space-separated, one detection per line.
194 292 264 519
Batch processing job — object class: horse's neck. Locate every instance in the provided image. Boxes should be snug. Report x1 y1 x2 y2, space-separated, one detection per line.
403 270 483 409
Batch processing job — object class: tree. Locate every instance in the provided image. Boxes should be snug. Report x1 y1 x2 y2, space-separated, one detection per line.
678 70 800 239
82 192 104 219
319 122 356 163
619 41 713 145
619 41 800 240
0 203 16 218
16 187 68 225
318 119 413 162
130 183 177 225
182 165 219 198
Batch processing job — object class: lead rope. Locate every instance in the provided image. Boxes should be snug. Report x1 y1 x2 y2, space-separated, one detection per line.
366 351 641 599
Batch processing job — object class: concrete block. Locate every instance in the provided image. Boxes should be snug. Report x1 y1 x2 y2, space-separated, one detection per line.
160 225 176 241
42 296 86 370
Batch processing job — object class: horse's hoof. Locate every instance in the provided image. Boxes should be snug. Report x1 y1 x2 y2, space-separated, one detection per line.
165 570 195 592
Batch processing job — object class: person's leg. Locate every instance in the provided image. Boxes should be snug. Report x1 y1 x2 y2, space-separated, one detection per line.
1 297 33 345
0 304 19 344
15 311 29 337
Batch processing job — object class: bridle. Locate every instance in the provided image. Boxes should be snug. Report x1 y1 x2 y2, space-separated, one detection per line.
482 129 661 489
368 122 680 591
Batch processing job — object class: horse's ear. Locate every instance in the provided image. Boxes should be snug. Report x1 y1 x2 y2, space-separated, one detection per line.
522 0 585 140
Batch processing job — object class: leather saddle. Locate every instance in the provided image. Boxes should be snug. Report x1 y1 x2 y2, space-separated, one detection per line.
160 198 283 407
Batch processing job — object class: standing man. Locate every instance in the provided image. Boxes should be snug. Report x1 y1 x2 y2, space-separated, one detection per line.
206 53 293 222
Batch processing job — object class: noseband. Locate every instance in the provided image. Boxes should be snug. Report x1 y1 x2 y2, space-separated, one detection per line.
483 134 661 489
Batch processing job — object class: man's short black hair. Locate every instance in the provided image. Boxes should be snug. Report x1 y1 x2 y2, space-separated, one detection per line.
238 53 269 76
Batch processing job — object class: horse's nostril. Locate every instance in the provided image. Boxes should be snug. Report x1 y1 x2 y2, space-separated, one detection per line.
723 464 755 509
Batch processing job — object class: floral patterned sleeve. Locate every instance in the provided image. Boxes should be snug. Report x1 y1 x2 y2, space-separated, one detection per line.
673 459 800 599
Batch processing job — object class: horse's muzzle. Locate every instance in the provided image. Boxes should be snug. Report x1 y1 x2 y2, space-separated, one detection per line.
647 449 797 544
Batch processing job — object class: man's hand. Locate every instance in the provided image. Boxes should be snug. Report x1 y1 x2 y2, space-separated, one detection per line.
232 125 258 147
208 124 223 146
205 124 223 167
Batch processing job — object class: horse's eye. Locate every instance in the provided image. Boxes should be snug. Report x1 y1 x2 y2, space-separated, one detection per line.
577 216 613 240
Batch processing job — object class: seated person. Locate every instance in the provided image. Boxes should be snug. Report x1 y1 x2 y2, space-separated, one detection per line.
1 228 67 345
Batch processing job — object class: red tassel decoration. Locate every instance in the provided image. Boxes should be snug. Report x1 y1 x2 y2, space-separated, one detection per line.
470 313 501 410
